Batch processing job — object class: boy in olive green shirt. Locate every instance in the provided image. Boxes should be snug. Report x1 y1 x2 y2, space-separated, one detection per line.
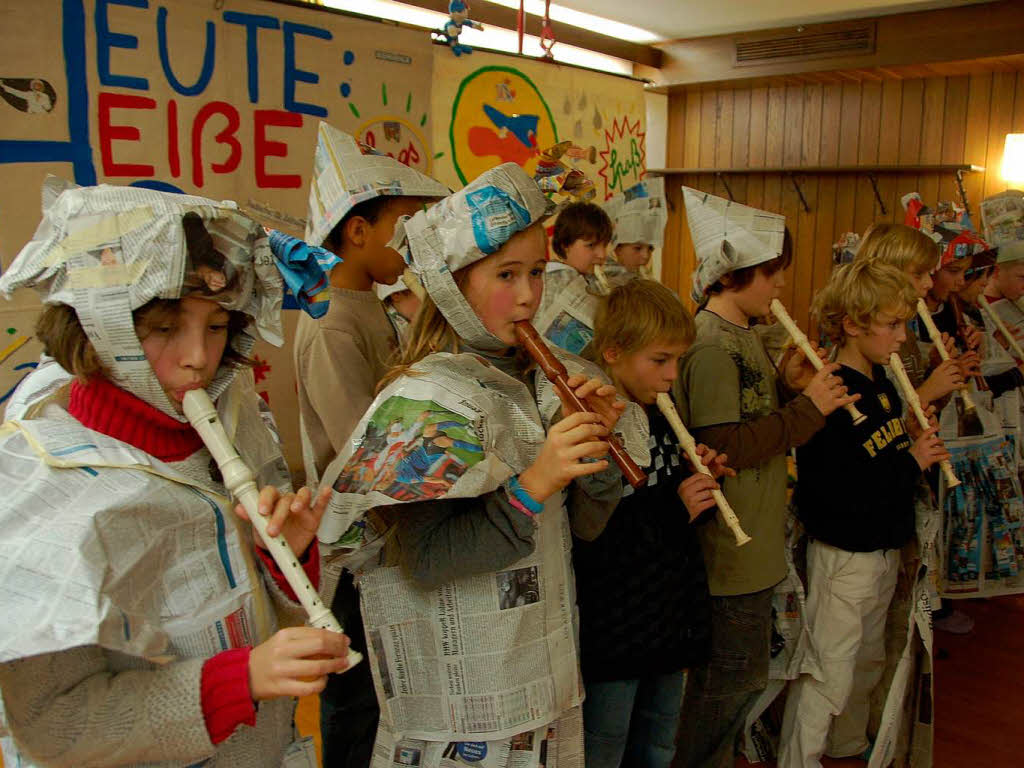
673 188 857 768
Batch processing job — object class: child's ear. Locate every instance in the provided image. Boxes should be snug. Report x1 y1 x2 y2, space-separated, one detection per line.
841 315 861 338
602 346 621 365
344 216 369 249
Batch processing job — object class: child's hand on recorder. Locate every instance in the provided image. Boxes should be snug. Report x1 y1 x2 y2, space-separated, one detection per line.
906 404 937 441
802 362 861 416
909 424 951 471
678 473 721 522
518 411 611 503
249 626 352 700
235 485 332 557
780 344 828 392
689 444 736 481
562 374 626 430
928 332 958 366
917 359 964 404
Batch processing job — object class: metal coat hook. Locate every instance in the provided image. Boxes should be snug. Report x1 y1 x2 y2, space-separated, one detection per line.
867 173 888 215
955 169 972 220
788 173 810 213
716 172 736 203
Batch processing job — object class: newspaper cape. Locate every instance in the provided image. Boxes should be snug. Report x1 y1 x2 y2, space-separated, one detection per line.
317 345 648 768
0 372 307 767
534 263 601 357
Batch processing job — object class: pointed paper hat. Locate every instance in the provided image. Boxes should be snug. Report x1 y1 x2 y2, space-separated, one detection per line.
0 179 283 420
391 162 553 350
683 186 785 302
604 176 667 248
304 122 449 247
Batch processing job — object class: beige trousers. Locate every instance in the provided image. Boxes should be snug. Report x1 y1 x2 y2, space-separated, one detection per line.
777 540 900 768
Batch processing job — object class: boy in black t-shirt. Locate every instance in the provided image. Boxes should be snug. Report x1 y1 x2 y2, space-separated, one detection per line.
778 260 951 768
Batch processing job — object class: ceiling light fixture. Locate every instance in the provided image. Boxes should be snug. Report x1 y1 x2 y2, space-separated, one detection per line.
320 0 634 75
477 0 662 44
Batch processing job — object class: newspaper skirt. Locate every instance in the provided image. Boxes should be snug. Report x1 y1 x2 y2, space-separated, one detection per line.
359 490 583 764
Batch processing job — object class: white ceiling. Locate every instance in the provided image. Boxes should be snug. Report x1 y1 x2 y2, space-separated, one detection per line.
549 0 995 42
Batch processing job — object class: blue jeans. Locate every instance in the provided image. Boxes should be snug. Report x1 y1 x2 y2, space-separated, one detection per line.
674 587 774 768
582 671 686 768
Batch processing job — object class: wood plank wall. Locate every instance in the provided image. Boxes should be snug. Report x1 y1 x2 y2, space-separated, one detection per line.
661 72 1024 331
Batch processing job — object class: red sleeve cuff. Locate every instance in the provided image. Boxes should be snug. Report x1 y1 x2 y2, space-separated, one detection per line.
254 540 321 603
201 648 256 745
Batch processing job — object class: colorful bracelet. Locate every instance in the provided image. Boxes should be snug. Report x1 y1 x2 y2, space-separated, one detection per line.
506 475 543 517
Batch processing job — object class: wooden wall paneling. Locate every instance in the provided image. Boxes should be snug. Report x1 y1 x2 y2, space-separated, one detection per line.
784 85 805 167
811 174 840 339
793 173 820 329
802 84 824 166
666 94 687 168
684 90 702 168
876 80 903 223
1014 72 1024 133
854 81 883 235
838 83 863 165
917 78 945 208
732 88 752 169
819 84 843 167
715 90 735 199
940 76 970 201
700 90 718 168
779 172 804 314
749 87 769 167
663 182 683 296
766 86 787 167
985 72 1018 199
963 74 993 209
746 87 769 207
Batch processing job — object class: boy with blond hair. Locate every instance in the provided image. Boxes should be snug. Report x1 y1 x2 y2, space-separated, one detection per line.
779 260 950 768
576 279 732 768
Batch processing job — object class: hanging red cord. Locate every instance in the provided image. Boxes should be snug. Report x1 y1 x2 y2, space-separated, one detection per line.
539 0 556 60
517 0 525 54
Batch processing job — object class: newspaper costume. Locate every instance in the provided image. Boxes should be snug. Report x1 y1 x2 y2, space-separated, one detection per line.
377 279 413 342
533 260 602 356
0 183 315 767
683 186 786 303
604 176 666 251
305 121 449 248
317 163 648 768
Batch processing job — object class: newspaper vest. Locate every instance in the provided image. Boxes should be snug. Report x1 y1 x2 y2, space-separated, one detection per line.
0 373 303 768
318 349 648 767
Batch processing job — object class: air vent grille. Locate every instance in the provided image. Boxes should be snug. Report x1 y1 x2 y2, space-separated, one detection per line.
735 22 875 66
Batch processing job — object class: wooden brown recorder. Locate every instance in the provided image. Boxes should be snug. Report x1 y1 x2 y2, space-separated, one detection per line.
514 321 647 488
769 299 868 426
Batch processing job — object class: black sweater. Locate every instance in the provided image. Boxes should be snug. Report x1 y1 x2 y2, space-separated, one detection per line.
571 406 711 683
794 364 921 552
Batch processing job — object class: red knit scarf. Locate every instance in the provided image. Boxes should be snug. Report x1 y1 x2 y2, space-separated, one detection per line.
68 377 205 462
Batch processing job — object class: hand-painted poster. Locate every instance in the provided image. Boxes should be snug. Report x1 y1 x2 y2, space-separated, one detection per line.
0 2 649 478
431 48 648 201
0 0 434 475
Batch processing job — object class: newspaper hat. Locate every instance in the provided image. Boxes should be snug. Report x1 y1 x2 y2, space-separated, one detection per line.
683 186 786 302
392 162 553 350
305 122 449 247
0 179 283 420
604 176 667 248
997 240 1024 264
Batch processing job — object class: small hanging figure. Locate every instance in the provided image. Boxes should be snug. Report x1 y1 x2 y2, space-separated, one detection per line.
440 0 484 56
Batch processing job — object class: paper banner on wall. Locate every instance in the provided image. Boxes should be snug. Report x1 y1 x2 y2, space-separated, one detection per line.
0 0 435 476
431 49 647 200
